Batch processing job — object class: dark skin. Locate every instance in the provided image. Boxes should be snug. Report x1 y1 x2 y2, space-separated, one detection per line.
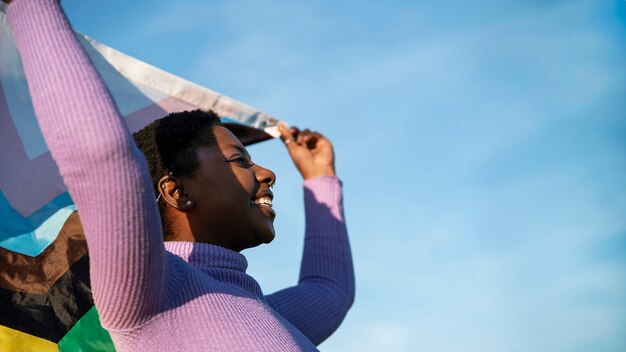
158 124 336 252
4 0 336 251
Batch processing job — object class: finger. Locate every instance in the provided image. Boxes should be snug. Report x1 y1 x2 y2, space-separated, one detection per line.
312 131 325 140
277 123 289 138
302 129 321 147
310 131 326 145
305 131 321 147
278 123 299 150
278 123 294 141
297 129 311 144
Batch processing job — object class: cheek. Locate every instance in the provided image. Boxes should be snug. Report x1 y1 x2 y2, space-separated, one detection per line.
230 169 258 194
191 166 257 213
209 176 254 212
199 165 253 194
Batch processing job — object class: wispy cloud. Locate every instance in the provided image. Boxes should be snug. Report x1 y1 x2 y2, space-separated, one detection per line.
65 0 626 351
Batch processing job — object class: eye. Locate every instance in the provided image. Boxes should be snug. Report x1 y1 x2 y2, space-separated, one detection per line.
228 156 253 168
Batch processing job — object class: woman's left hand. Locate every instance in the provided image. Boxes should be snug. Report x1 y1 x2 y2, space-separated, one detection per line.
278 123 336 180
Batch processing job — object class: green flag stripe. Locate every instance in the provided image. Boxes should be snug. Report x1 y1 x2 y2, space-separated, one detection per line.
58 306 115 352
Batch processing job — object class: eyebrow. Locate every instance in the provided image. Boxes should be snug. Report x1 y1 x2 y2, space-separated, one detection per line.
226 144 251 159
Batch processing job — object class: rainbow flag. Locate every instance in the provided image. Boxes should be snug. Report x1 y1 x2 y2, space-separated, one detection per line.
0 3 279 351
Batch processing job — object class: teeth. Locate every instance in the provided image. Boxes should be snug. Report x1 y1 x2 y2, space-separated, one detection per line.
251 197 273 208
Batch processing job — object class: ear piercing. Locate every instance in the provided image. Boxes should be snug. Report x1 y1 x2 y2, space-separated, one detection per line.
155 197 193 207
156 183 166 202
155 180 193 207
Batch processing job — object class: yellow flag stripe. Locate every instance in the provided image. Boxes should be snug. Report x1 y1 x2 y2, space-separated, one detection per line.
0 325 59 352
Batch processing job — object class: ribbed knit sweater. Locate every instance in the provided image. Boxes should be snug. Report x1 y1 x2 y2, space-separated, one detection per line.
7 0 354 351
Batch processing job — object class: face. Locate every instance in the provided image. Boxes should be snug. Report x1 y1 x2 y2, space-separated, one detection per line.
180 126 277 251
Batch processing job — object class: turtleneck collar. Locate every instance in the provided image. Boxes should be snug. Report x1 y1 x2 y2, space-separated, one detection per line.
164 241 248 273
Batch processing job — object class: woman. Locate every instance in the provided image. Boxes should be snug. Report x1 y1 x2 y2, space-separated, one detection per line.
6 0 354 351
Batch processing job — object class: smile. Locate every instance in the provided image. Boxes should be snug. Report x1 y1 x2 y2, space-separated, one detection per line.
251 197 273 208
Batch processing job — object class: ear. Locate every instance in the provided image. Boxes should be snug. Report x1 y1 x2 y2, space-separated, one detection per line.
157 175 195 212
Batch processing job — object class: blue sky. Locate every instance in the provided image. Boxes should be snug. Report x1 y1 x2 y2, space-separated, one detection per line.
64 1 626 351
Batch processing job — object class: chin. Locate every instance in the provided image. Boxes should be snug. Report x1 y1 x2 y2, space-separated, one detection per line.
259 229 276 244
241 232 274 251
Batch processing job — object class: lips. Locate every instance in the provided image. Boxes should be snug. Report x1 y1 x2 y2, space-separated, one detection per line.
251 196 272 208
251 189 275 215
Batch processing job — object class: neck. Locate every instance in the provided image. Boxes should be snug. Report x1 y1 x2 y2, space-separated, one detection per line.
165 210 244 252
164 208 195 242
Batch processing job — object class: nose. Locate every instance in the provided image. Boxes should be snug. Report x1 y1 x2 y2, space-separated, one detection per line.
254 163 276 187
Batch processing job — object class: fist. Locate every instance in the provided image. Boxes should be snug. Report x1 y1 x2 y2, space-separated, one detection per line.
278 124 336 180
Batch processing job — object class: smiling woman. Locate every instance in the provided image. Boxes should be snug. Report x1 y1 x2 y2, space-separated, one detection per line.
133 110 279 250
6 0 354 351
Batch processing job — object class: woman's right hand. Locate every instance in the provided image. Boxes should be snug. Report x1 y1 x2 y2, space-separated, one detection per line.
278 123 337 180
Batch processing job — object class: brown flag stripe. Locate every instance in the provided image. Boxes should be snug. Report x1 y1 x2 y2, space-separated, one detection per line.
0 254 94 343
0 212 87 294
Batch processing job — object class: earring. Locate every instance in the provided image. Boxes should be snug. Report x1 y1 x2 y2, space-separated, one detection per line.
186 200 193 206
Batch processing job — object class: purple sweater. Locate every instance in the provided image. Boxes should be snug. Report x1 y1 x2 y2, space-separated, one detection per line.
8 0 354 351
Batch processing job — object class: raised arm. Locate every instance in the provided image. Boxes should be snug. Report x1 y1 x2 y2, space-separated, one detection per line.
265 126 355 345
7 0 165 330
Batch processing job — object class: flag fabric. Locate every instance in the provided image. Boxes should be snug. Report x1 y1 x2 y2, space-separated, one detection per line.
0 3 280 351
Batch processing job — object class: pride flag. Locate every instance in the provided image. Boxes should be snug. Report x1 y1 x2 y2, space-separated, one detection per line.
0 3 280 350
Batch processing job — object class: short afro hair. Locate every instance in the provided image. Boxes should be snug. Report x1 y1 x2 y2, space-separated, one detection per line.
133 109 221 238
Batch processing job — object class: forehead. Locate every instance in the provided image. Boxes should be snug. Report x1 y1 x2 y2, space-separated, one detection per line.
213 125 242 144
198 125 250 159
214 126 247 150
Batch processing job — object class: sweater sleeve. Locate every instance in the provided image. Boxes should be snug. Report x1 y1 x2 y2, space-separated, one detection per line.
265 176 355 345
8 0 165 330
